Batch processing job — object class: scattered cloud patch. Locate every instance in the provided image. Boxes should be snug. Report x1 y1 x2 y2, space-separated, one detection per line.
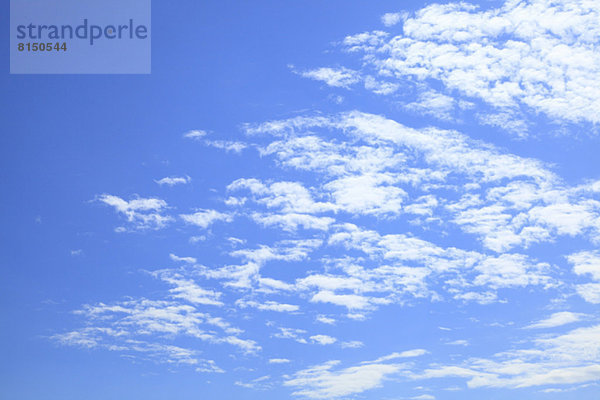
169 253 197 264
97 194 172 230
155 175 191 186
309 335 337 346
341 340 364 349
567 251 600 304
339 0 600 133
525 312 587 329
269 358 291 364
381 12 407 27
236 299 300 313
285 359 403 399
298 67 360 89
180 209 233 229
417 324 600 389
205 140 247 153
184 130 208 140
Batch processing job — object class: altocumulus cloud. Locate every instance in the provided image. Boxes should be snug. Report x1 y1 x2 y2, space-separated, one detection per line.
55 1 600 398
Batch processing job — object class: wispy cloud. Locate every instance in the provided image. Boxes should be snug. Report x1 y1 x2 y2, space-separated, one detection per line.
416 324 600 389
205 140 247 153
340 0 600 133
525 312 587 329
285 359 404 399
180 209 233 229
296 66 360 89
155 175 191 186
567 250 600 304
97 194 173 230
269 358 290 364
183 130 208 140
169 253 197 264
381 12 407 27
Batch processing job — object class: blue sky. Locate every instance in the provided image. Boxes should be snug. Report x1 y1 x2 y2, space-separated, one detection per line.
2 0 600 399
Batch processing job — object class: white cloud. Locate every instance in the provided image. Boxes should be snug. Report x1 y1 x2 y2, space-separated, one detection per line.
366 349 428 364
285 360 403 399
205 140 247 153
259 277 296 292
230 239 322 265
404 195 438 216
226 112 599 315
54 297 259 355
346 313 366 321
453 291 497 305
567 250 600 303
183 130 207 140
273 327 308 344
248 111 555 184
228 179 335 214
251 212 335 231
575 283 600 304
446 339 469 346
405 89 457 121
417 324 600 389
236 299 299 313
269 358 291 364
342 0 600 130
154 269 224 307
98 194 168 214
478 112 529 138
195 359 225 373
363 75 399 95
341 340 363 349
567 251 600 281
169 253 197 264
255 111 600 252
324 173 406 216
472 254 552 289
62 3 600 396
97 194 172 230
525 312 587 329
309 335 337 345
412 395 435 400
52 265 266 360
53 331 225 372
52 327 109 348
297 274 366 293
381 12 407 27
316 315 336 325
298 67 360 88
180 209 233 229
189 235 207 243
235 375 273 390
310 290 373 310
155 176 191 186
203 239 321 289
